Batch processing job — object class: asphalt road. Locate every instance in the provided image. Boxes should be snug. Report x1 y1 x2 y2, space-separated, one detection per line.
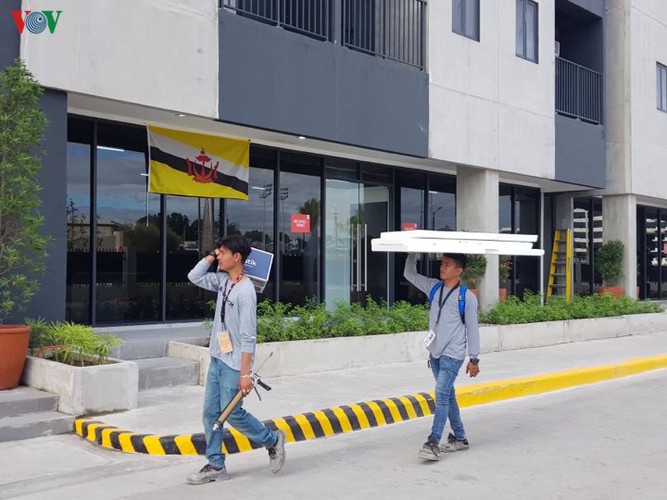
1 369 665 500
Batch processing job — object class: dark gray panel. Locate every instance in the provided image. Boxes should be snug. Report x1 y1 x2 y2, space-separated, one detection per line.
218 10 428 157
560 0 604 18
555 114 605 188
22 90 68 323
0 1 21 69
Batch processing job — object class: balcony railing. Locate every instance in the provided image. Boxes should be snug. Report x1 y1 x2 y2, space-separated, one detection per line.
342 0 426 69
220 0 331 41
556 56 602 124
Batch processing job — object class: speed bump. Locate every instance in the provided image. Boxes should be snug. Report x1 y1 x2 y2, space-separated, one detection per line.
75 352 667 455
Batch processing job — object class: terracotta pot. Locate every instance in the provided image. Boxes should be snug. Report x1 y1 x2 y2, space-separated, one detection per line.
0 325 31 390
599 286 624 298
499 288 508 301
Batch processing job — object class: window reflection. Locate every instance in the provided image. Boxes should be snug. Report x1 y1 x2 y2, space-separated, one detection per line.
66 134 92 323
95 134 160 323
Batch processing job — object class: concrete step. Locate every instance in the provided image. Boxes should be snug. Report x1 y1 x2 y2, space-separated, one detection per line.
135 358 199 391
0 387 58 419
102 324 209 360
0 411 74 443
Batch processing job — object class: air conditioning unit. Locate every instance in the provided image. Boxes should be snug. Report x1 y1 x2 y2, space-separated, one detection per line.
555 41 560 57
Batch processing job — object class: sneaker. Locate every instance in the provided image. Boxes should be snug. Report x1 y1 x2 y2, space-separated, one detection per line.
186 464 228 485
418 440 441 461
440 432 469 453
268 429 286 473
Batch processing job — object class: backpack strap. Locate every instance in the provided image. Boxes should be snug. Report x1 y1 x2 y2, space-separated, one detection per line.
428 282 443 303
459 284 467 325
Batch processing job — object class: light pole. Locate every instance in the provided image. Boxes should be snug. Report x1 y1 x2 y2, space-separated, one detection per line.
280 187 289 253
431 206 443 230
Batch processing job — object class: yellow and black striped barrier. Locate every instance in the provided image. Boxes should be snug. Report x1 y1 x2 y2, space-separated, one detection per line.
74 353 667 456
75 391 436 456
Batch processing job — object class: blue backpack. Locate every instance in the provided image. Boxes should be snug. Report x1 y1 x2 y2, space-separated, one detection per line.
428 282 468 325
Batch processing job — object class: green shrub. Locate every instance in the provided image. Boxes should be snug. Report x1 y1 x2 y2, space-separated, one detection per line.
479 291 662 325
25 319 120 366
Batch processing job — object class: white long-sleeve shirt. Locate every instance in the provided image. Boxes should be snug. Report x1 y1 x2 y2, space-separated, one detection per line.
188 258 257 370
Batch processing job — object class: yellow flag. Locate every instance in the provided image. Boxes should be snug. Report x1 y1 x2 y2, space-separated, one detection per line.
147 126 249 199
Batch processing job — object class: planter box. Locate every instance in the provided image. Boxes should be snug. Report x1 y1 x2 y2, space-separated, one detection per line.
169 312 667 382
21 356 139 416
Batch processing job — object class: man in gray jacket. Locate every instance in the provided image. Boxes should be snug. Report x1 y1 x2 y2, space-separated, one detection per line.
186 235 285 484
404 253 480 461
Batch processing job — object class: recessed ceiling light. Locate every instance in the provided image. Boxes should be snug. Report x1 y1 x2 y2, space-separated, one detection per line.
297 135 306 140
176 113 187 117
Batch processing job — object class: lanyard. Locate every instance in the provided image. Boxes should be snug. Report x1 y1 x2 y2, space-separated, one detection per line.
435 282 460 327
220 274 243 325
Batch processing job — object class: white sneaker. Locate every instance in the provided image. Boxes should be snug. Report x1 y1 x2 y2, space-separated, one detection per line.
268 429 286 473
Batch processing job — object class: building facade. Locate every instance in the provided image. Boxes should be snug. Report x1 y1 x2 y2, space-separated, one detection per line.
2 0 666 326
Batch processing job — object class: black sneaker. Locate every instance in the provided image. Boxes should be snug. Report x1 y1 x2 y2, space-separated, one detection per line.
268 429 286 473
418 440 441 461
440 432 470 453
186 464 228 485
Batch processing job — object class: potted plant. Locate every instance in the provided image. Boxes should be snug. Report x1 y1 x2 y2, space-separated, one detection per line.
0 60 50 390
462 254 487 294
595 239 624 297
499 256 512 300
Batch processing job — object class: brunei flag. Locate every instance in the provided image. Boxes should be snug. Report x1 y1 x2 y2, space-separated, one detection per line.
147 125 249 199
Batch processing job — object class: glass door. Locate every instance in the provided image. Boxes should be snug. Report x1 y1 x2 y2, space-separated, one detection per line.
325 176 389 306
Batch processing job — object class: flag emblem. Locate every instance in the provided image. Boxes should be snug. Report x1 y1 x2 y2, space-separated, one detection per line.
147 126 249 199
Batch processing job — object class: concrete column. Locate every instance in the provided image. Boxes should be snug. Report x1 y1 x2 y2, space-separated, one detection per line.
456 167 499 309
602 194 636 298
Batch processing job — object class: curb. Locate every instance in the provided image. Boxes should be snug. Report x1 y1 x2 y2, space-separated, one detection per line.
75 353 667 455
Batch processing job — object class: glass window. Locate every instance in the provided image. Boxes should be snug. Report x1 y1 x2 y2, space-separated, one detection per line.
226 147 277 302
279 152 322 306
516 0 538 63
396 171 426 304
427 175 456 277
66 118 93 323
95 123 160 323
657 63 667 112
453 0 479 41
166 196 221 320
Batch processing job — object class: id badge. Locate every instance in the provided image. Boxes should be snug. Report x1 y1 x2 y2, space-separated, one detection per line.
423 329 436 348
217 331 233 354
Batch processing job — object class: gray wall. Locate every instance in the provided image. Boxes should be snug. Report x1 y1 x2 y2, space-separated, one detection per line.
24 90 68 323
566 0 604 18
555 114 606 188
0 1 20 69
218 10 428 157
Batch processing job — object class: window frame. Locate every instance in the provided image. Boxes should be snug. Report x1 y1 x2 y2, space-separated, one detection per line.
516 0 539 63
452 0 480 42
657 62 667 112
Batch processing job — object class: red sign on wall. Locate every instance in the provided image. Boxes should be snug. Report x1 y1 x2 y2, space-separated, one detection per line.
402 222 418 231
291 214 311 233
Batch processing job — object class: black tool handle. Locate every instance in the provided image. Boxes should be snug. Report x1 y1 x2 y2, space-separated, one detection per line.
256 378 271 391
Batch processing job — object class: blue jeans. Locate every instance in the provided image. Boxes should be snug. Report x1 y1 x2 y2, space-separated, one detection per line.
428 354 465 444
203 357 277 468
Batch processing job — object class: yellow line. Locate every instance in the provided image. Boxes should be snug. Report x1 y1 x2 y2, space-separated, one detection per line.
293 414 316 440
174 435 198 455
312 410 335 436
348 404 371 429
85 423 103 442
272 417 297 442
228 427 253 452
331 407 353 432
118 433 136 453
101 428 115 449
365 401 387 426
412 393 432 416
382 399 403 423
397 396 418 420
143 435 166 455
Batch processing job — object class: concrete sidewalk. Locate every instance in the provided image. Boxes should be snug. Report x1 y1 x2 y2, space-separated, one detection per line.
94 330 667 437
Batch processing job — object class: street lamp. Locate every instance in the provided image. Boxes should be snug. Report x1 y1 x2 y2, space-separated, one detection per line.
431 206 443 230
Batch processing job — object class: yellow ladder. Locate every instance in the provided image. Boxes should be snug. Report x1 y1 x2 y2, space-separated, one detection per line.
547 229 572 301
